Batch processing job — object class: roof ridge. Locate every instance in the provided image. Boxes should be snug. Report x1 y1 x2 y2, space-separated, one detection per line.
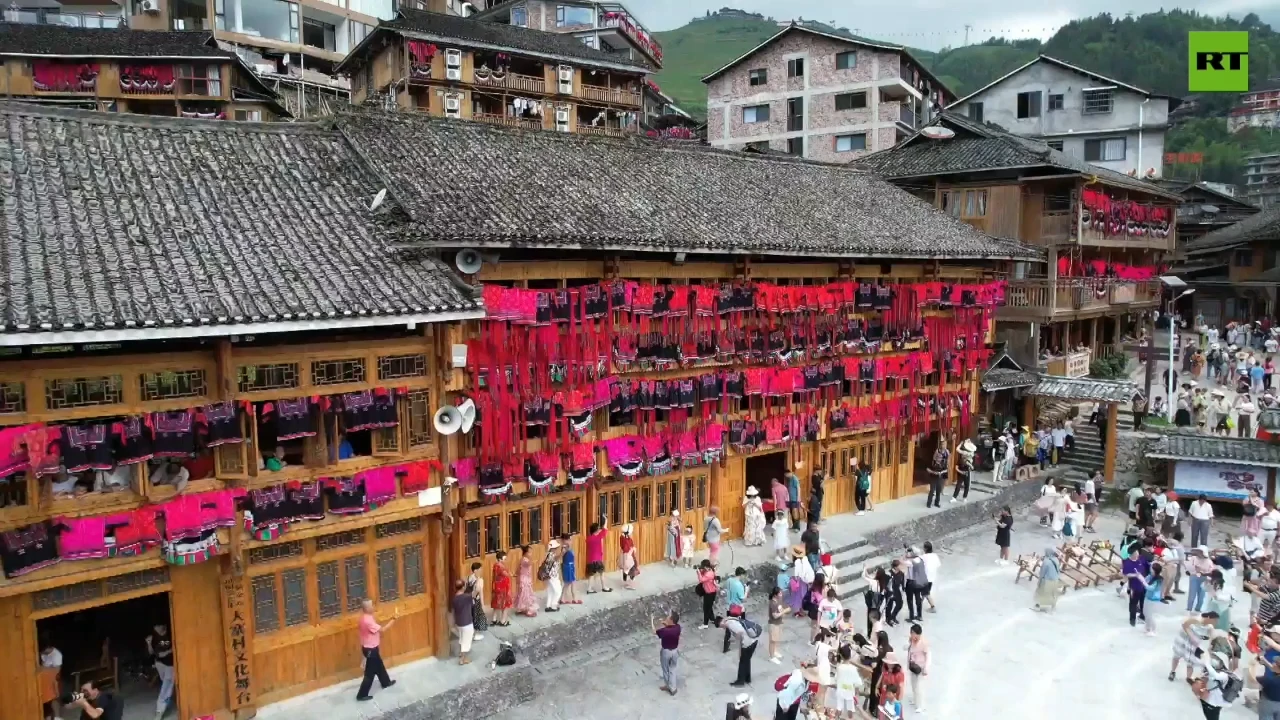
0 100 321 133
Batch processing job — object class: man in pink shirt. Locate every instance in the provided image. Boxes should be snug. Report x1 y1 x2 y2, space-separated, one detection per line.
356 599 398 701
771 477 789 526
585 521 613 594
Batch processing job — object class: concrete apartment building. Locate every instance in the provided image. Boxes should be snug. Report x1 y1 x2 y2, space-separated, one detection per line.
947 55 1173 179
701 23 954 162
1244 152 1280 208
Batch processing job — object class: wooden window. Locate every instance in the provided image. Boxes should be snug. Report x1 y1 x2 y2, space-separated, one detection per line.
176 64 222 95
836 51 856 70
282 568 309 627
317 529 365 551
839 450 850 478
627 488 639 523
748 68 767 86
941 190 988 219
787 57 804 77
376 517 422 539
464 518 481 558
880 442 891 466
105 568 167 595
344 555 367 611
32 580 104 611
406 389 432 447
317 560 342 618
484 514 501 554
696 476 708 508
251 575 280 634
684 477 695 511
508 510 525 548
656 482 667 516
668 480 679 514
834 92 866 111
44 375 123 410
900 439 910 464
237 363 299 392
248 541 304 565
607 490 622 526
967 102 983 123
378 353 427 380
372 427 400 455
312 358 366 386
528 506 543 544
639 485 652 520
1 472 28 510
139 369 207 401
1235 249 1254 267
0 381 25 414
550 501 565 538
376 547 400 602
215 441 246 476
568 498 581 534
403 543 425 596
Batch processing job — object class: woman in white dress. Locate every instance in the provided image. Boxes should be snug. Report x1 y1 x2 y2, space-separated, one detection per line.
742 486 767 546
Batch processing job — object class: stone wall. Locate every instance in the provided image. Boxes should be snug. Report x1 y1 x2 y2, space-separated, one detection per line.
1114 431 1163 483
388 658 535 720
862 476 1044 549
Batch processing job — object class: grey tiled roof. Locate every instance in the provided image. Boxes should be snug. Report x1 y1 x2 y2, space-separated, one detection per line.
860 113 1179 200
0 104 481 336
1025 375 1142 403
0 24 231 58
1148 434 1280 468
337 111 1039 260
338 9 649 74
1183 203 1280 256
981 368 1038 391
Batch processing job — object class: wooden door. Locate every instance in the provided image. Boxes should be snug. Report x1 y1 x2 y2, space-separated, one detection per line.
719 456 747 538
460 493 586 594
170 562 230 720
0 594 38 720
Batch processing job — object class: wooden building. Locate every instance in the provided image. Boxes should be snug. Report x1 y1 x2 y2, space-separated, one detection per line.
862 112 1180 370
0 24 290 120
335 8 649 136
0 103 482 720
1174 202 1280 325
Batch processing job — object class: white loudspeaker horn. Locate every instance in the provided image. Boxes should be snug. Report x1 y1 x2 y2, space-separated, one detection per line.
455 249 483 274
433 405 463 435
458 398 477 433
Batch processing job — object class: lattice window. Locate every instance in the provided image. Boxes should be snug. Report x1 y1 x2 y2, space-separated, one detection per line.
528 506 543 544
696 476 708 508
373 427 400 454
407 390 432 447
248 541 304 565
316 529 365 551
344 555 367 611
484 514 501 554
33 580 103 610
316 560 342 619
684 478 695 512
375 517 422 538
44 375 123 410
377 547 400 602
378 353 427 380
139 369 208 401
251 575 280 634
311 358 366 386
216 443 245 475
402 544 425 596
0 381 26 414
464 518 481 558
237 363 299 393
282 568 309 627
507 510 524 548
656 482 667 516
1 472 28 508
106 568 168 595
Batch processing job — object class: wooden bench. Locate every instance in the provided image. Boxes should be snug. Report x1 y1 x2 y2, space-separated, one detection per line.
1015 553 1042 583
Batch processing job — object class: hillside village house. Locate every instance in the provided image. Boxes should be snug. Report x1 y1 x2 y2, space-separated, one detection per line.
336 8 650 136
0 24 289 120
0 99 1036 719
1157 180 1260 247
861 112 1179 371
947 55 1175 179
701 23 954 162
1175 203 1280 325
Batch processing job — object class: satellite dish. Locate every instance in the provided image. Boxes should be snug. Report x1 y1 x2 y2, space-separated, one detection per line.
455 249 483 275
1202 205 1220 214
919 125 955 140
457 398 477 434
369 188 387 212
433 405 462 435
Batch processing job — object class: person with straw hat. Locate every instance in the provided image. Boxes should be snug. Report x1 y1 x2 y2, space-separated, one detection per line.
743 486 767 547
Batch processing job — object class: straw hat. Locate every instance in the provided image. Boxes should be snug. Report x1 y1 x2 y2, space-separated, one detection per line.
746 486 759 497
732 694 752 709
960 439 977 453
792 545 806 559
548 539 561 549
622 524 633 535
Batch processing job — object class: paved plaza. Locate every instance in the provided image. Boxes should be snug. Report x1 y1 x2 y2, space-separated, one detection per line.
489 511 1254 720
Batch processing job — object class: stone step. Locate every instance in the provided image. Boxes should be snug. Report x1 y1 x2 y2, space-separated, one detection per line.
831 542 882 572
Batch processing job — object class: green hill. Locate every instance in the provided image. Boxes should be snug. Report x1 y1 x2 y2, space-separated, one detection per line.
652 17 779 118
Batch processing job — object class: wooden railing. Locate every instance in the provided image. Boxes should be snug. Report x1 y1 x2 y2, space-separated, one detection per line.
1039 350 1092 378
577 84 642 106
473 113 543 131
1003 279 1160 316
576 125 631 138
1039 211 1074 241
472 70 546 94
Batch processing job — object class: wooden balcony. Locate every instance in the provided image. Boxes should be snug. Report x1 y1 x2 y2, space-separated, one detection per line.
472 70 546 94
999 279 1160 320
576 125 631 138
473 113 543 131
577 83 642 107
1039 211 1073 242
1038 349 1093 378
1078 224 1176 251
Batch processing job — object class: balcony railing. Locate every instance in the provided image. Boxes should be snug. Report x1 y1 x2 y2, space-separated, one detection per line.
472 69 546 94
1040 211 1074 241
577 83 641 106
1038 350 1093 378
2 9 123 28
1002 279 1160 317
576 125 631 138
473 113 543 131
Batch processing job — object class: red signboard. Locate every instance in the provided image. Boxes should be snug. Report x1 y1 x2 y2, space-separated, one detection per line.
1165 152 1204 164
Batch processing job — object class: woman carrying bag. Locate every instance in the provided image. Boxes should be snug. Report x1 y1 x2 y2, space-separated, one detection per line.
696 559 720 629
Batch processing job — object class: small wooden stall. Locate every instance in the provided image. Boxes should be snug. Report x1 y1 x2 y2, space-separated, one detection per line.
1146 434 1280 504
1021 375 1143 482
980 353 1037 432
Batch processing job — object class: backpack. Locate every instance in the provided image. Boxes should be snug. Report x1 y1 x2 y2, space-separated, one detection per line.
537 557 553 582
857 471 871 492
1217 673 1243 704
740 617 762 640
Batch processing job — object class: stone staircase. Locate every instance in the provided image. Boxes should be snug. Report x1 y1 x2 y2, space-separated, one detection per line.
1055 422 1107 487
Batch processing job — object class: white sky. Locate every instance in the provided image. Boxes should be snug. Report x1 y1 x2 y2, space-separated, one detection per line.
631 0 1280 50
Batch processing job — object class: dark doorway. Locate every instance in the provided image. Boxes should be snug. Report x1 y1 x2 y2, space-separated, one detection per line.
912 431 942 488
746 451 789 507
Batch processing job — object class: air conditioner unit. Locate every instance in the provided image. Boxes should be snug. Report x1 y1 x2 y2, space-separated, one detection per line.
446 67 462 81
140 0 160 13
558 65 573 82
445 49 462 67
444 96 461 112
555 108 570 123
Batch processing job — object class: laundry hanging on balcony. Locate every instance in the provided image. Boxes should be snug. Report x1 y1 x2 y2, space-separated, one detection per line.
32 61 98 92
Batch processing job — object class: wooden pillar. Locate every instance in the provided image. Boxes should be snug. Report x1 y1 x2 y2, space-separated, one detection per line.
1103 402 1119 482
173 562 230 720
1022 394 1036 429
219 571 256 716
1090 318 1099 352
0 594 38 720
431 515 450 660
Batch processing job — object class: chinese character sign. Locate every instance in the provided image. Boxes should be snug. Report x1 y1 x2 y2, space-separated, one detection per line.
221 575 254 708
1174 461 1269 502
1164 152 1204 165
1189 31 1250 92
